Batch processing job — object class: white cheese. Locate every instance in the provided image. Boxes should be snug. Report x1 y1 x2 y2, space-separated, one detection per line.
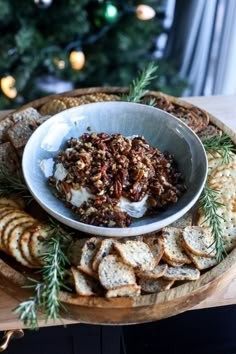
119 195 149 218
69 187 95 207
54 163 68 181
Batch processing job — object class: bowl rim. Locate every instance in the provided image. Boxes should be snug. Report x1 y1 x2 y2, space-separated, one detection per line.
22 101 208 237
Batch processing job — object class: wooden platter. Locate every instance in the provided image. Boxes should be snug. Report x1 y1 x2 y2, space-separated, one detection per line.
0 87 236 325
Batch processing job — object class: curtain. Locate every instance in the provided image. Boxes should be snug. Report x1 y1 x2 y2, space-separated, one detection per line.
163 0 236 96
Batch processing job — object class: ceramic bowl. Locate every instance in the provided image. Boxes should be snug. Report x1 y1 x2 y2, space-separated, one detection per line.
22 101 207 237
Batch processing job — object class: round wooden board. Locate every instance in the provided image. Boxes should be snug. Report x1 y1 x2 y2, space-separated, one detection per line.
1 87 236 325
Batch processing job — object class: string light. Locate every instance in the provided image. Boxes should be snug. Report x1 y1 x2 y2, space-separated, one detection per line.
69 50 86 70
53 57 66 69
0 75 17 99
136 4 156 20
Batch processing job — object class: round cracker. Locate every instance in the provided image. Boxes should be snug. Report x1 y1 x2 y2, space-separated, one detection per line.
0 197 24 210
8 221 38 268
20 226 42 267
2 213 35 253
29 225 51 265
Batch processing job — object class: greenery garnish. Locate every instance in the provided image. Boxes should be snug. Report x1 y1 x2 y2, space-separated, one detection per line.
0 166 33 203
203 133 236 164
14 219 72 330
123 62 158 103
200 133 236 261
198 184 226 262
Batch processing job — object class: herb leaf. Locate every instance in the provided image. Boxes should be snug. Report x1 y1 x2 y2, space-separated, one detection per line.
203 133 236 164
123 62 158 103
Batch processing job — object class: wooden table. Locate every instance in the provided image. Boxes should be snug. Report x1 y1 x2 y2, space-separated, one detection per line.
0 94 236 331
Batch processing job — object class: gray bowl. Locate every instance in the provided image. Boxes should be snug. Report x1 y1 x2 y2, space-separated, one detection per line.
22 101 207 237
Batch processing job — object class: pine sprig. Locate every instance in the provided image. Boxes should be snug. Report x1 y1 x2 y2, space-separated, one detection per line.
198 184 227 261
203 133 236 164
0 166 33 203
14 219 72 329
123 62 158 103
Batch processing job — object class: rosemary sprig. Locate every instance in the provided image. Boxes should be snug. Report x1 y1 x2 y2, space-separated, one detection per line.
203 133 236 164
198 184 226 262
39 220 71 322
0 166 33 203
13 281 44 330
14 218 72 329
123 62 158 103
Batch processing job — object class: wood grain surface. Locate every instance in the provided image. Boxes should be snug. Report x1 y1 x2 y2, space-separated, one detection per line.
0 94 236 330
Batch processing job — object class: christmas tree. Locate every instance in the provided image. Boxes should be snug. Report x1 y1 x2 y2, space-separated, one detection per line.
0 0 186 108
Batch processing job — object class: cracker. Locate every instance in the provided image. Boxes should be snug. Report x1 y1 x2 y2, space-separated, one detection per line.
198 207 236 252
67 238 87 266
136 264 168 279
0 142 19 172
78 237 102 278
0 117 14 141
183 247 218 270
20 225 42 267
0 197 24 210
1 211 32 252
39 99 67 115
12 107 40 123
198 125 222 142
169 210 193 228
139 277 175 293
29 225 51 265
106 284 141 298
162 227 191 264
92 238 114 271
143 235 164 266
163 265 200 281
114 240 155 271
8 221 38 268
7 116 38 149
71 267 103 296
182 226 216 258
98 255 136 290
162 255 185 267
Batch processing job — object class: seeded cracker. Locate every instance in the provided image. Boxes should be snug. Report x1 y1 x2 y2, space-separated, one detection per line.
78 237 102 279
92 238 114 271
143 235 164 266
139 277 175 294
106 284 141 298
114 240 155 271
71 267 103 296
98 255 136 290
182 226 216 258
162 227 191 264
67 238 88 266
163 265 200 281
136 264 168 279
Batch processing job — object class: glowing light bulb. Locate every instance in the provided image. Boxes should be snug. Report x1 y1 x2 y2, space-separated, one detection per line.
0 75 17 99
54 57 65 69
69 50 85 71
136 4 156 20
